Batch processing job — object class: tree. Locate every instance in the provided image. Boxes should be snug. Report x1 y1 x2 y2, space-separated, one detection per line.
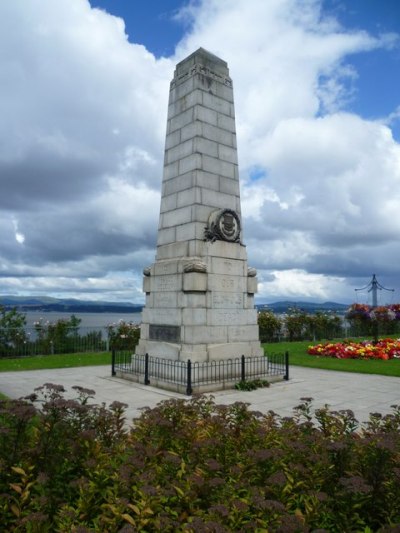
0 306 27 355
285 308 309 341
258 311 282 342
308 312 342 341
107 321 140 350
34 315 83 354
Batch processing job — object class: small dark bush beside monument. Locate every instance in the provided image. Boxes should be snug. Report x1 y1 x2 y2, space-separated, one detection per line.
1 387 399 531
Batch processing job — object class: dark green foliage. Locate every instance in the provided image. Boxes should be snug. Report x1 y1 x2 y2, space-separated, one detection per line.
1 313 108 357
234 378 270 391
0 307 27 356
258 310 282 342
1 390 400 531
107 320 140 350
34 315 84 354
258 309 343 343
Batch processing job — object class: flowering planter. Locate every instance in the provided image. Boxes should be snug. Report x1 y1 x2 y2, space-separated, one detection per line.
308 338 400 360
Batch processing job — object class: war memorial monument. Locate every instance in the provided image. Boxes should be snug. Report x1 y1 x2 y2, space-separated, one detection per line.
115 49 287 392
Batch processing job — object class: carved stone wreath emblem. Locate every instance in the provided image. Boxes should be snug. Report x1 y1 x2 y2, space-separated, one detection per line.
204 209 241 243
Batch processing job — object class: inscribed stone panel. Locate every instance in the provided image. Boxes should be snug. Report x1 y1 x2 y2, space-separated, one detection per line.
207 274 246 292
149 324 181 342
154 260 179 275
143 308 182 325
210 258 245 276
182 308 207 326
207 310 246 326
212 292 244 309
153 292 178 308
183 271 207 292
153 274 181 292
182 292 207 308
227 325 259 342
183 325 227 344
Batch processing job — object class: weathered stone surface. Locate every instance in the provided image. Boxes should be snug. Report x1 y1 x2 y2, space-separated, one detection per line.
153 292 178 308
143 277 151 294
247 276 258 294
135 48 262 366
183 272 207 292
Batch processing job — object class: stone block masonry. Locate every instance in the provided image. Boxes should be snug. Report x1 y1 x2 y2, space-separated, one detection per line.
135 48 263 365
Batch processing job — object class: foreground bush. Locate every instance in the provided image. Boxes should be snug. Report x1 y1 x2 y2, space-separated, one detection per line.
1 387 400 531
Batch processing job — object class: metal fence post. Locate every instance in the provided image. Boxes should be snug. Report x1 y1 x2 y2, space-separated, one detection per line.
241 354 245 381
111 349 116 376
284 351 289 380
144 353 150 385
186 359 192 395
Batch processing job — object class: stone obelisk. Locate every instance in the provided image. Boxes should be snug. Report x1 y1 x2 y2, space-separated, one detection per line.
136 48 263 362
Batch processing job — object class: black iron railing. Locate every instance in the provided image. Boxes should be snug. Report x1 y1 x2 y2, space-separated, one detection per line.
112 351 289 394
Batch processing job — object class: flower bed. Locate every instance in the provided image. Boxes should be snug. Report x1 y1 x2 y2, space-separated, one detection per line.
308 338 400 360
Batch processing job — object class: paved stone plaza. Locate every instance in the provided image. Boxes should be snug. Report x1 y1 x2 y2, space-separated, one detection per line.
0 366 398 426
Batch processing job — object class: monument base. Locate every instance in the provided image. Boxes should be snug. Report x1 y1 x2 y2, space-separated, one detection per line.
113 352 288 395
135 339 264 362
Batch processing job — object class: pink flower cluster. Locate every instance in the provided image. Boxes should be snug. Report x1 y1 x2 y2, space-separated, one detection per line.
308 338 400 361
346 303 400 321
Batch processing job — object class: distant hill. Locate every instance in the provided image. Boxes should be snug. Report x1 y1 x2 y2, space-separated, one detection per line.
1 296 348 315
0 296 143 314
256 301 348 314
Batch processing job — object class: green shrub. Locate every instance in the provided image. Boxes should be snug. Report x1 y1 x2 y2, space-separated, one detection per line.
0 390 399 531
235 378 270 391
0 307 27 357
258 311 282 342
107 320 140 350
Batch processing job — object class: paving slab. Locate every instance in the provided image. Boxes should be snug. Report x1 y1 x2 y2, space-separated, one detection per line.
0 365 398 426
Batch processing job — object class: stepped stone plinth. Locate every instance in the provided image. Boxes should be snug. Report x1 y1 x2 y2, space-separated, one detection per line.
135 48 263 363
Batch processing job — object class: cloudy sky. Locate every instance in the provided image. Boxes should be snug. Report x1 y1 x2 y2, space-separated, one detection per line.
1 0 399 305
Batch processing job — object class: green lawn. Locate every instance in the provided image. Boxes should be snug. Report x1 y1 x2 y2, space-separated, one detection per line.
264 340 400 377
0 341 399 378
0 352 111 372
